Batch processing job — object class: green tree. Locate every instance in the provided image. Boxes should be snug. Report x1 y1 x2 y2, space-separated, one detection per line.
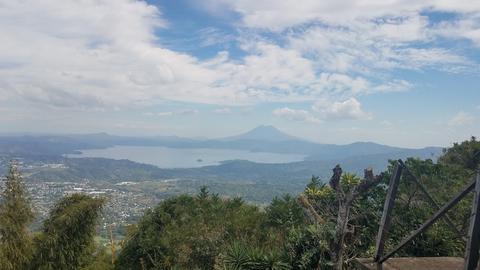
284 224 334 270
266 194 305 230
385 158 468 257
439 136 480 171
0 161 34 270
299 167 386 269
81 248 114 270
112 137 480 270
115 188 269 270
31 194 104 270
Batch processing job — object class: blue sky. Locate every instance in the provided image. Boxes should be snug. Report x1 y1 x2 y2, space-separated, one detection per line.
0 0 479 147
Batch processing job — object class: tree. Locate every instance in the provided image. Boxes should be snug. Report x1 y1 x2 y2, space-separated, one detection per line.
31 194 104 270
300 166 384 270
266 194 305 230
329 167 384 270
81 248 114 270
439 136 480 171
385 158 468 257
284 224 334 270
115 189 269 270
0 161 34 270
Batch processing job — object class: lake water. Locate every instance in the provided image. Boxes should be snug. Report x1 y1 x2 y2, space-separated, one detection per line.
67 146 306 168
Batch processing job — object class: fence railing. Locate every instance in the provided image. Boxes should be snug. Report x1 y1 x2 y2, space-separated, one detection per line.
373 159 480 270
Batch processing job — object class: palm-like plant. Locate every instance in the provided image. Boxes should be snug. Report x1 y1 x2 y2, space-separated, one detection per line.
340 173 361 190
221 242 251 269
221 242 291 270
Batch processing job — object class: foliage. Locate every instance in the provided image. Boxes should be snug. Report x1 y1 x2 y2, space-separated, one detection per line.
80 247 114 270
0 162 34 270
220 241 291 270
266 194 305 230
31 194 105 270
3 137 480 269
115 189 270 270
385 158 468 257
304 176 334 200
0 164 106 270
340 173 361 190
439 136 480 171
114 137 478 269
284 224 335 270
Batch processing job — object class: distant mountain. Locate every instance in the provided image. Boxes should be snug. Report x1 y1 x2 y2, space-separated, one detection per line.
305 141 422 160
68 133 196 146
21 148 442 203
0 125 444 163
0 125 450 203
221 125 301 142
0 135 97 156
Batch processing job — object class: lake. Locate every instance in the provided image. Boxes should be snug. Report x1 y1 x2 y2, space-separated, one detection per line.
67 146 306 168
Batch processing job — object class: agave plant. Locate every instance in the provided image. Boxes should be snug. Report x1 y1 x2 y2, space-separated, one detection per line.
221 242 291 270
340 173 361 191
221 242 251 270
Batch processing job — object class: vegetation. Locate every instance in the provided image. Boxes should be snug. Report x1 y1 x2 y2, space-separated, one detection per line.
0 162 34 270
0 137 478 269
0 162 107 270
112 138 478 269
31 194 105 270
115 187 273 269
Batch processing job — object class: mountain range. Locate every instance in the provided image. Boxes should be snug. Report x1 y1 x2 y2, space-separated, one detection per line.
0 125 447 202
0 125 442 162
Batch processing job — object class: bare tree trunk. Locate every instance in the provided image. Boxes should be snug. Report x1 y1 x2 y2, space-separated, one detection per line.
332 200 352 270
298 194 325 224
322 166 382 270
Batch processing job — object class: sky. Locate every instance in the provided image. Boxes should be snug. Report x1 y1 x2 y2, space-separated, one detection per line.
0 0 479 148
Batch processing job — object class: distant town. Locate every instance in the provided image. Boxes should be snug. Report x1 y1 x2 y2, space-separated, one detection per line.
1 158 160 235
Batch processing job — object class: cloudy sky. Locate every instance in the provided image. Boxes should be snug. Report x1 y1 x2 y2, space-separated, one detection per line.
1 0 479 147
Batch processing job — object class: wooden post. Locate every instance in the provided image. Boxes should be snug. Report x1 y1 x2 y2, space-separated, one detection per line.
464 171 480 270
380 179 476 263
374 161 403 265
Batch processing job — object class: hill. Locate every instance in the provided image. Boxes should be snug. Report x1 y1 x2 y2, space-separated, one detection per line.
220 125 301 142
0 125 444 162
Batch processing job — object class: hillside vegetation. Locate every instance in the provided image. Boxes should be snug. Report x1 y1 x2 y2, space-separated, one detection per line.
0 137 478 269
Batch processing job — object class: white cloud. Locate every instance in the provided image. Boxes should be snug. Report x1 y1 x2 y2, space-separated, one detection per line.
274 97 372 123
372 80 412 93
144 111 174 117
178 109 199 115
157 112 175 117
380 120 393 127
0 0 394 111
448 111 475 127
287 22 472 74
195 27 236 47
273 107 321 124
143 109 198 117
0 0 220 107
213 107 231 114
314 73 369 95
208 0 478 76
434 15 480 47
206 42 317 103
313 98 371 120
1 0 479 129
210 0 480 32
